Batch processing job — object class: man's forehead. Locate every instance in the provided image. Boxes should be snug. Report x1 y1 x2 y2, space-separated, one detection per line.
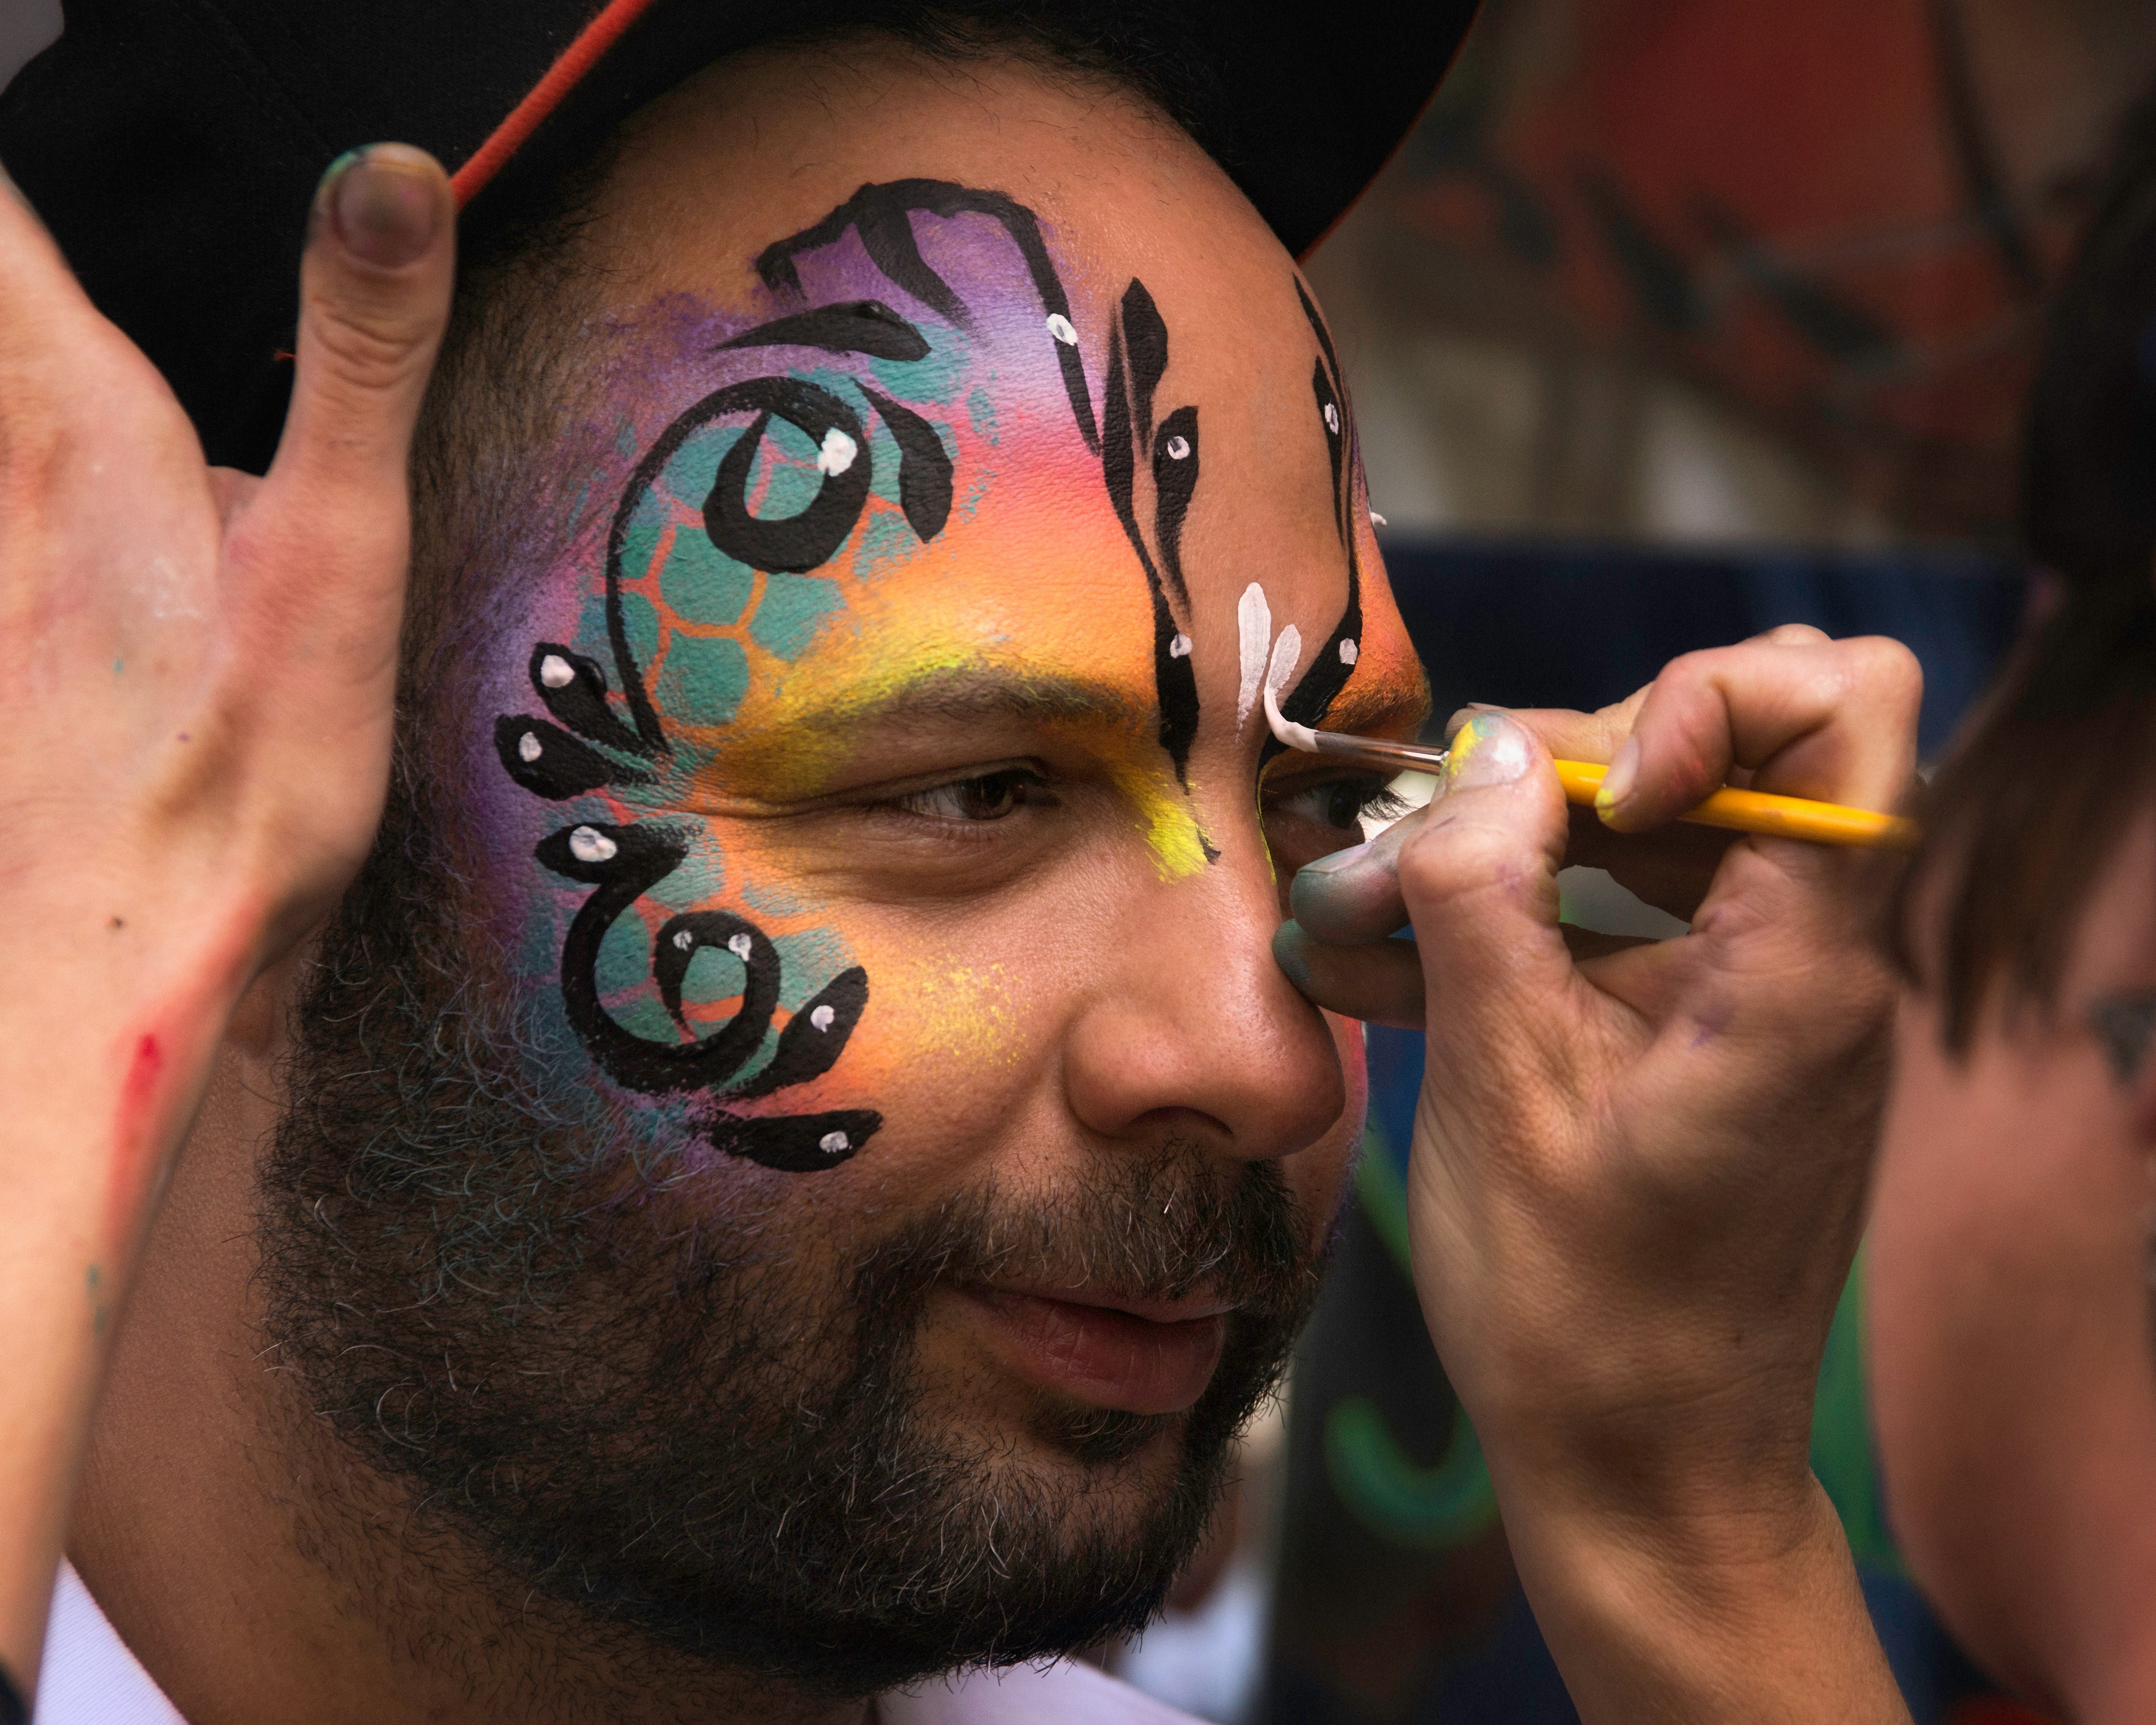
500 173 1397 814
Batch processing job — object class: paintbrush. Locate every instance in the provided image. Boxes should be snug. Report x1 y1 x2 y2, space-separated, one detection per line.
1261 684 1919 851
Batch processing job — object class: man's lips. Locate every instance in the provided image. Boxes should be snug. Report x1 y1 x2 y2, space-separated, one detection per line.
953 1283 1233 1417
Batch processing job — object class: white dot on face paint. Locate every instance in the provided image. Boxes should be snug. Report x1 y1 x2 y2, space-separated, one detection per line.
1323 403 1340 434
1045 313 1078 345
569 826 617 864
1369 511 1388 527
540 654 575 688
809 1004 836 1032
1339 638 1359 665
727 932 754 960
820 1131 850 1155
673 929 695 951
816 427 858 476
1169 633 1193 658
518 731 543 762
1165 434 1191 460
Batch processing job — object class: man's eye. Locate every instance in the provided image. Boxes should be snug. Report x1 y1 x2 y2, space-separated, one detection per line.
1272 776 1410 835
892 770 1050 822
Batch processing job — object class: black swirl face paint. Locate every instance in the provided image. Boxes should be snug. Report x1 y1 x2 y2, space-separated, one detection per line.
488 182 1230 1176
1259 276 1367 770
1100 280 1206 784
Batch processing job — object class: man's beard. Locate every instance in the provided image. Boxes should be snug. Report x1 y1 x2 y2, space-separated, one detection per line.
257 819 1325 1698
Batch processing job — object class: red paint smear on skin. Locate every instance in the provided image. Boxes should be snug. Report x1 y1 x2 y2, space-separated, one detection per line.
104 1032 166 1257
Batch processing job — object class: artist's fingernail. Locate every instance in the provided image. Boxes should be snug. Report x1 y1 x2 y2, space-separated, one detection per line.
323 145 440 268
1301 840 1372 877
1445 712 1532 790
1273 921 1316 993
1596 736 1640 814
1443 702 1509 743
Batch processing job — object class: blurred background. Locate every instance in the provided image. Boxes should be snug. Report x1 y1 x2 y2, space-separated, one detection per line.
1096 2 2156 1722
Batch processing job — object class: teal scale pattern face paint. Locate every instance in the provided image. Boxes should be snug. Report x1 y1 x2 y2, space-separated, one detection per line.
484 188 1087 1179
748 575 844 660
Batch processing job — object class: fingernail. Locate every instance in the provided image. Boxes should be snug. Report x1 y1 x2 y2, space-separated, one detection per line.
1596 736 1640 814
1445 712 1532 790
1443 702 1509 743
1273 922 1315 993
323 145 439 268
1300 840 1372 877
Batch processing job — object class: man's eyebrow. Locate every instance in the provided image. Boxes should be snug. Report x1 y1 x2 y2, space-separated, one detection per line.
1310 671 1434 743
716 300 929 363
764 668 1150 742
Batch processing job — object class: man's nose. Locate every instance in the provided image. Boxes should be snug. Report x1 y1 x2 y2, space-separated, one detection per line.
1062 854 1350 1160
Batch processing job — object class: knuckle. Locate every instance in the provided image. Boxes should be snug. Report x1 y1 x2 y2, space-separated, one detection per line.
306 293 438 389
1840 633 1924 704
1652 646 1723 702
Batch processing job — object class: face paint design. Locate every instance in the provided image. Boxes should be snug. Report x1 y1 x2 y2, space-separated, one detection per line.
1258 281 1366 768
490 182 1249 1176
1099 280 1206 779
1236 583 1273 732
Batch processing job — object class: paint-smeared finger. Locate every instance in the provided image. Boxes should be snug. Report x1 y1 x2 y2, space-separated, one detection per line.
1396 713 1579 1056
1449 689 1649 771
1274 922 1425 1030
252 145 453 622
1288 802 1429 942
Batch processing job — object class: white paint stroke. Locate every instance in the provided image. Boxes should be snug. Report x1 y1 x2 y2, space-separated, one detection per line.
1235 582 1272 731
817 427 858 475
1265 624 1303 708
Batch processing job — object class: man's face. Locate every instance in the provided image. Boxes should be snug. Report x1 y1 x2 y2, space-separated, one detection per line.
264 47 1425 1692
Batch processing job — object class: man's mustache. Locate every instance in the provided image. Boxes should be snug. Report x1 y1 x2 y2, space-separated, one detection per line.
849 1144 1318 1328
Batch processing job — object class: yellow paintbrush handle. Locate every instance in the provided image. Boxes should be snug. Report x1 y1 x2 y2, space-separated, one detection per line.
1553 760 1920 851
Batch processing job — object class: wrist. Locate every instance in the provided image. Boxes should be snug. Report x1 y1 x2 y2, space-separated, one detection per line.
1496 1470 1906 1724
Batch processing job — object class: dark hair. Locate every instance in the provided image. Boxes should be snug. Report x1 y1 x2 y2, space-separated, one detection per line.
1897 583 2156 1050
1898 86 2156 1048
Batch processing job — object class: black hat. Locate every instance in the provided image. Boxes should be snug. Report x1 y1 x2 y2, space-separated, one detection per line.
0 0 1475 473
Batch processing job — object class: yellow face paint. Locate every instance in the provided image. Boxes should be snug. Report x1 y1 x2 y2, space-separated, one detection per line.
900 962 1021 1068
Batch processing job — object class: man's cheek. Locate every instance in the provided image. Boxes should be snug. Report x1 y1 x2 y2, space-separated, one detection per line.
807 931 1057 1193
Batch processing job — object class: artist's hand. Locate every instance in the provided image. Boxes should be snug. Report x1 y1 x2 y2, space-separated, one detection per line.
1279 626 1917 1722
0 146 452 1683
